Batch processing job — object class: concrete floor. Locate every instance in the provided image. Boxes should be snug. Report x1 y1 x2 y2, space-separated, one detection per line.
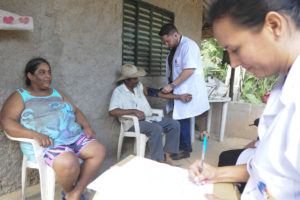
0 132 251 200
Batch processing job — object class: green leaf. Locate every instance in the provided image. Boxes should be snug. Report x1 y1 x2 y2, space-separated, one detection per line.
201 39 279 104
245 94 262 104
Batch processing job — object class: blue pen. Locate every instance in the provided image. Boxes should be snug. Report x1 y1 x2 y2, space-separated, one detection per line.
194 135 207 185
200 135 207 172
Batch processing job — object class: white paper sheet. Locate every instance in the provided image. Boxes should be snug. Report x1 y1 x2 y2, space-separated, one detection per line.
88 156 213 200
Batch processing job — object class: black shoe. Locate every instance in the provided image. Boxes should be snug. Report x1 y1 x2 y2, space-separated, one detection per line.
180 148 193 153
170 150 190 160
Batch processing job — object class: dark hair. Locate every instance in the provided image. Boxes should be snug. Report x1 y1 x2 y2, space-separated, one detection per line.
25 57 50 86
159 24 178 36
208 0 300 32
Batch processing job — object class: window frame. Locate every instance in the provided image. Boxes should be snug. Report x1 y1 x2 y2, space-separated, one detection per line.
122 0 174 76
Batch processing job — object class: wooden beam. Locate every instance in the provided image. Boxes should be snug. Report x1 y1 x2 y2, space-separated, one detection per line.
202 26 214 39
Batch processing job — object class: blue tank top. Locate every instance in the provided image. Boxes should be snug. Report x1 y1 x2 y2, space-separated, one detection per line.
18 88 83 162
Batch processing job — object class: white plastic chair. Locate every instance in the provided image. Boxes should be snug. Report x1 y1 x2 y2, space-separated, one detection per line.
4 131 55 200
117 109 164 161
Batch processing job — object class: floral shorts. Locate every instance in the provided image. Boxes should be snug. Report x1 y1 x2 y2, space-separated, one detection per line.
43 135 95 167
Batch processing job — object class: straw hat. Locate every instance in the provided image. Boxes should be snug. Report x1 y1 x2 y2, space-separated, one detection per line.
117 64 146 82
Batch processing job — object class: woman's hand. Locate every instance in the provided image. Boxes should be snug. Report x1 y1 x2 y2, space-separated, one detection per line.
188 160 218 184
32 132 54 147
179 94 192 102
83 126 96 139
189 161 221 200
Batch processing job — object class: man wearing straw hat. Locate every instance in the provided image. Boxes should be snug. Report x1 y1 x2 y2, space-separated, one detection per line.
109 64 192 165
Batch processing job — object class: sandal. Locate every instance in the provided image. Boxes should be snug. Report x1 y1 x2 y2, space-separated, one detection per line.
61 191 85 200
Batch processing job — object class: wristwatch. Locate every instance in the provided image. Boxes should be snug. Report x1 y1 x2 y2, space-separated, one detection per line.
170 83 176 89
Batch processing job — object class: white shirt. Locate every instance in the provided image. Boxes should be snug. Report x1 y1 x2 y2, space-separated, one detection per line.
109 82 162 129
166 35 210 120
242 55 300 199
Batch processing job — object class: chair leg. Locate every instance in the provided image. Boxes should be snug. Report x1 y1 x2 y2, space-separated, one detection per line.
21 155 27 200
133 138 137 154
136 134 147 157
117 133 125 161
47 166 56 200
39 164 55 200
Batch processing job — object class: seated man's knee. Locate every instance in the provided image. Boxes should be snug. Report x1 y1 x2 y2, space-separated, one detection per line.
172 119 180 131
151 123 163 135
166 119 180 135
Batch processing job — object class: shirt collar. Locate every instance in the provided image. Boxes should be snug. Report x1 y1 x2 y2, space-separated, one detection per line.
261 54 300 116
121 82 139 94
121 82 130 93
280 54 300 104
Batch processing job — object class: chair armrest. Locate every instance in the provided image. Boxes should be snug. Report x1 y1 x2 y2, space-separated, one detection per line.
4 130 81 165
119 115 140 133
4 131 44 161
4 131 35 143
151 109 164 117
120 115 139 126
120 115 138 121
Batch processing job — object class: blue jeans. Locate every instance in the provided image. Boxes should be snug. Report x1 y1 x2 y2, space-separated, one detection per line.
129 117 180 160
178 118 191 151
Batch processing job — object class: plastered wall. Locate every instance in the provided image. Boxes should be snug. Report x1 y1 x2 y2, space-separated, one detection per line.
0 0 203 195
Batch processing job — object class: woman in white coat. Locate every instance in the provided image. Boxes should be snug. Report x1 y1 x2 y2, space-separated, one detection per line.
189 0 300 199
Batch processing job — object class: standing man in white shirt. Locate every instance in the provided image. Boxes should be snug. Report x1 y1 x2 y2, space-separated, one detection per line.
159 24 210 158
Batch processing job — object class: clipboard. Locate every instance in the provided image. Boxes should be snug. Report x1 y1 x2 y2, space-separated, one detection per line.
91 155 240 200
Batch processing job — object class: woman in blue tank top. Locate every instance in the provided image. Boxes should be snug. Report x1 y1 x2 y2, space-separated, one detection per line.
0 57 105 200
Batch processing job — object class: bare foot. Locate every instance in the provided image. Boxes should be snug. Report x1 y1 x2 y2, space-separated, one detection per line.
65 190 82 200
165 158 181 166
165 153 181 166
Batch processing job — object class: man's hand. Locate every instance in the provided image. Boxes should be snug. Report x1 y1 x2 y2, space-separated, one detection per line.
179 94 192 102
244 140 256 149
83 126 96 139
162 84 173 93
32 132 54 147
133 110 146 120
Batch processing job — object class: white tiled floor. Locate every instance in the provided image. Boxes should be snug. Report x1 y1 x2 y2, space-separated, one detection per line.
0 132 251 200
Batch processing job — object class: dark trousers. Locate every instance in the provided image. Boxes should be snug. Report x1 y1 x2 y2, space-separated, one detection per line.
178 118 192 151
130 118 180 160
218 149 246 193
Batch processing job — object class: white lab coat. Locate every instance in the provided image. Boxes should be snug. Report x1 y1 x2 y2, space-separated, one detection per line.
242 55 300 199
166 36 210 120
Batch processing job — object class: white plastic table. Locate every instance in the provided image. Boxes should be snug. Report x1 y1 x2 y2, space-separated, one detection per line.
191 97 231 142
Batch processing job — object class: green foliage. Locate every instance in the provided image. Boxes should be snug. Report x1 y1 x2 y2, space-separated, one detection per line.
201 39 279 104
201 39 228 82
245 94 262 104
240 72 278 104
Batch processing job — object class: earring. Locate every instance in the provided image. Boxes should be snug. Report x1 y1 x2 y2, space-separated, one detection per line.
276 32 280 36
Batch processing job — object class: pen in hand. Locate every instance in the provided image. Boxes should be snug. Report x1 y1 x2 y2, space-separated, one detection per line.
201 135 207 172
194 135 207 185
